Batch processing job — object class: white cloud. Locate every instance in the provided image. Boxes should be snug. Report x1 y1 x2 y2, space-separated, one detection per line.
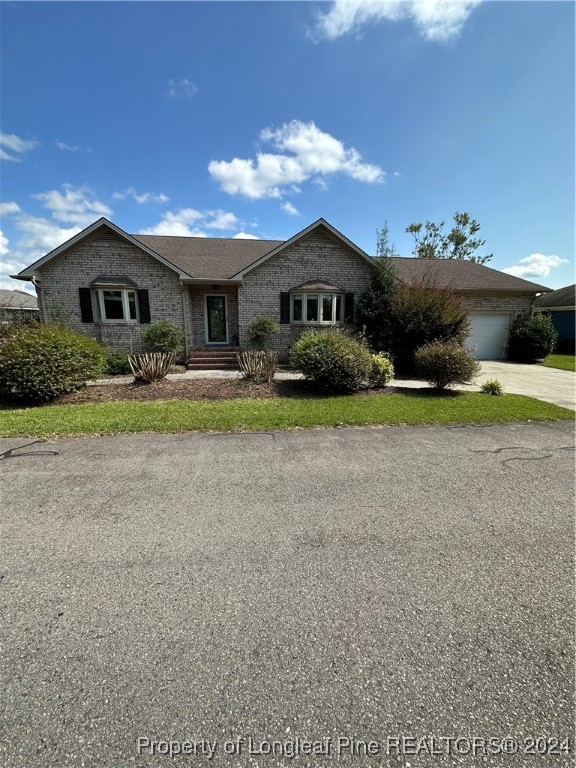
208 120 384 199
141 207 244 237
502 253 568 279
56 141 80 152
0 186 113 287
113 187 169 204
281 201 300 216
0 201 21 216
205 211 240 230
233 232 260 240
33 184 112 227
0 132 39 161
0 230 9 257
167 78 199 100
315 0 482 42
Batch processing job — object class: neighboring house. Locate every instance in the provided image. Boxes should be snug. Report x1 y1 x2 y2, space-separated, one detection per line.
535 284 575 351
13 217 550 362
0 288 39 321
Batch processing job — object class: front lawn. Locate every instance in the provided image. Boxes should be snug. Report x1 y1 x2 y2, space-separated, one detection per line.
0 391 572 438
541 354 576 372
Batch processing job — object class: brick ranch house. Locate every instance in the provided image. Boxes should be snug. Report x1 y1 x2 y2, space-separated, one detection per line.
13 217 550 364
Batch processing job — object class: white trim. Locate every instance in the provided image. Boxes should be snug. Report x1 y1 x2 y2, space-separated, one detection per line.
290 291 343 325
95 287 139 323
203 293 229 345
16 218 189 280
535 306 575 312
230 218 374 279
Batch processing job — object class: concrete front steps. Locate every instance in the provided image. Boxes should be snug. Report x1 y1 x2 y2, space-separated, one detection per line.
188 347 240 370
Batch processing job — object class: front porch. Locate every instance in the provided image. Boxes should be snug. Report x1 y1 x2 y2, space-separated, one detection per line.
185 284 241 368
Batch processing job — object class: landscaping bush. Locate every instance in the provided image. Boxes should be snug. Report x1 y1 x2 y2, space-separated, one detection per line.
368 352 395 388
0 323 105 402
237 350 278 382
247 315 280 348
391 278 470 373
481 379 503 396
415 341 480 390
128 352 174 383
289 328 373 392
142 319 184 356
507 314 558 362
359 272 469 374
105 350 132 375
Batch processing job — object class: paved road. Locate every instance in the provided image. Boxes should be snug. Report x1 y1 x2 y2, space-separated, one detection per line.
1 423 574 767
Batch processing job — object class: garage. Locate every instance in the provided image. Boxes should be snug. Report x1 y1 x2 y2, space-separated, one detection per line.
466 313 511 359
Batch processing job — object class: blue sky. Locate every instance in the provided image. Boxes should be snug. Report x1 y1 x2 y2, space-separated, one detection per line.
1 0 574 293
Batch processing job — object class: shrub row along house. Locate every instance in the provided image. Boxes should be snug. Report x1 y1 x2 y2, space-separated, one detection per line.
13 217 550 363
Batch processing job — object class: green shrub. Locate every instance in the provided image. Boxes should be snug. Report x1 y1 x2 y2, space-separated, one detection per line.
105 350 131 375
0 324 105 402
415 341 480 390
369 352 395 388
481 379 503 396
359 272 470 374
507 314 558 362
237 350 278 382
128 352 174 383
289 328 373 392
247 315 280 348
142 319 184 356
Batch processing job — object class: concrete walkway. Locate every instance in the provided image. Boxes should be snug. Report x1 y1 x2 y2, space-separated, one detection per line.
93 361 576 410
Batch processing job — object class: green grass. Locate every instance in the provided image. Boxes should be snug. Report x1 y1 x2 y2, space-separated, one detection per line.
0 391 573 438
541 354 576 372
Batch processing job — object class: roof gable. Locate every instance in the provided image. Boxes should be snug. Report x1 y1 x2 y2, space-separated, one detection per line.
230 219 374 279
16 218 189 279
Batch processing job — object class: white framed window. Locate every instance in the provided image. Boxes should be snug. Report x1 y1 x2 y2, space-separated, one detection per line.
291 292 343 324
95 289 138 322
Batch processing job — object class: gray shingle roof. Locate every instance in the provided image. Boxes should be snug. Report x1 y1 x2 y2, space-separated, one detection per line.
386 257 551 293
534 284 575 308
0 289 38 310
131 234 551 293
132 235 283 280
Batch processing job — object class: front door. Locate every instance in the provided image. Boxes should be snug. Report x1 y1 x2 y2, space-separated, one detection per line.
205 295 228 344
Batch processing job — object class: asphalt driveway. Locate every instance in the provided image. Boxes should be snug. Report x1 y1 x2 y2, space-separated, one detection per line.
1 423 574 767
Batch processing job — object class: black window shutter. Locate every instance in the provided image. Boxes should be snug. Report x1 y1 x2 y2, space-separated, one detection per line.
344 292 355 324
78 287 94 323
280 292 290 324
137 289 151 324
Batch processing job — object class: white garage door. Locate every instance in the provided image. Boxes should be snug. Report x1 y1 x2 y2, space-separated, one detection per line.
467 313 511 359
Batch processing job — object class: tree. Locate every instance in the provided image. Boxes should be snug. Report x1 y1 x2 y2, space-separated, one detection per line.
357 223 400 352
375 221 398 259
406 212 492 265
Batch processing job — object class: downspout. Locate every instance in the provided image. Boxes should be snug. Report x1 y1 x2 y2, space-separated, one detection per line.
32 276 47 323
181 283 190 359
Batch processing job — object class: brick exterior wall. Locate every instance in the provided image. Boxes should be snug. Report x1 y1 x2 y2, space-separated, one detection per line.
238 230 373 359
34 226 538 361
186 285 239 349
37 232 186 354
457 292 534 315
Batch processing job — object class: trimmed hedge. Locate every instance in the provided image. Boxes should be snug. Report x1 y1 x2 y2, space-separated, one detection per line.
290 328 373 392
415 341 480 390
0 324 105 402
143 319 184 356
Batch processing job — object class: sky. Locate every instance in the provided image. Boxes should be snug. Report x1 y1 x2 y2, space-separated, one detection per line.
0 0 574 294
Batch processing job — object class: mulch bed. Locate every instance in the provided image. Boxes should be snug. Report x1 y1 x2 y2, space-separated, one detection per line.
42 378 396 406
